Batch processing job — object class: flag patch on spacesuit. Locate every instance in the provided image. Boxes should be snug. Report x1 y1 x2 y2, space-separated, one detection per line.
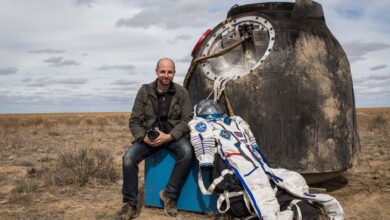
195 122 207 132
220 130 231 140
234 131 243 138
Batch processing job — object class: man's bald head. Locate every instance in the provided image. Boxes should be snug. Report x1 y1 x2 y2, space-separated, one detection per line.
155 58 176 88
156 58 175 71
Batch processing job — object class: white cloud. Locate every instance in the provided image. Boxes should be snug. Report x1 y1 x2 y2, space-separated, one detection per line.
0 67 18 75
0 0 390 112
43 56 81 67
75 0 96 7
355 73 390 83
370 65 387 71
98 64 135 71
176 54 192 63
167 35 194 45
343 40 390 63
115 0 222 30
111 79 139 86
28 48 65 54
55 78 88 85
22 77 31 82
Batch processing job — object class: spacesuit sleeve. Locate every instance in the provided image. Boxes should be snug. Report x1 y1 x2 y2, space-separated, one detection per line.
234 116 257 146
188 117 216 167
235 116 271 166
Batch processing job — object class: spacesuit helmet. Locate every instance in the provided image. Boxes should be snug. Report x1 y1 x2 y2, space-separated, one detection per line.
195 99 225 119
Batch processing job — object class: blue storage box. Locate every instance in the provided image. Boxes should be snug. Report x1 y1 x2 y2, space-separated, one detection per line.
144 149 218 213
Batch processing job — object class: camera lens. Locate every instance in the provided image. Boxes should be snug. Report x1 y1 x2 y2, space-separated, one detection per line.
147 129 159 141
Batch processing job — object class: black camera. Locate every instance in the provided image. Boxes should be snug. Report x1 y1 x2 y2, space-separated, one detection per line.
146 128 160 141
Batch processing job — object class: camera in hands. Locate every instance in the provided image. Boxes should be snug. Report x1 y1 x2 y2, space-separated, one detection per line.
147 128 160 141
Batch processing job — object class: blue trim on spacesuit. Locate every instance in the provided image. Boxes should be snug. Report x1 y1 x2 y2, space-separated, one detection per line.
198 113 224 119
198 133 205 155
244 166 259 177
230 165 263 218
247 145 284 183
217 139 224 154
304 193 316 198
253 145 270 166
220 146 262 218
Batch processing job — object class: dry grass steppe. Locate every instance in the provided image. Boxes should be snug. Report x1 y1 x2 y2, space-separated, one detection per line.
0 109 389 220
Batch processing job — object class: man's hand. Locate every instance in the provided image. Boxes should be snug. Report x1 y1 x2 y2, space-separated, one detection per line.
144 128 174 147
143 135 153 146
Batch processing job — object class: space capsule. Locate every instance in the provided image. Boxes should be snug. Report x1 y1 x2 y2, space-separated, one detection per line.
184 0 360 183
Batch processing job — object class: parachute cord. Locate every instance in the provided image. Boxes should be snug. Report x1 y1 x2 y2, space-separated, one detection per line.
213 76 231 102
204 76 235 116
212 75 235 116
183 37 247 89
184 32 246 117
224 90 235 116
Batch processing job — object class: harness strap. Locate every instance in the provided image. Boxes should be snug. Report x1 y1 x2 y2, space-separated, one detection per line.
243 213 258 220
216 190 257 217
217 191 244 214
242 191 255 217
197 169 234 195
288 199 303 220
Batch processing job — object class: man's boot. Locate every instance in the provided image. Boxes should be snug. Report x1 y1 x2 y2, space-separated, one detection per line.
159 189 178 217
115 203 138 220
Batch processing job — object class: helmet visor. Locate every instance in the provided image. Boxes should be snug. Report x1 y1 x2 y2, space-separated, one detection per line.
196 99 224 118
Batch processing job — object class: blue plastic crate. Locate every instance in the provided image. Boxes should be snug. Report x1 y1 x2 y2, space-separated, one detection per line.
144 149 218 213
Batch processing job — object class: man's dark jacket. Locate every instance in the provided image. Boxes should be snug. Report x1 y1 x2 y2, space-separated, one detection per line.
129 81 192 141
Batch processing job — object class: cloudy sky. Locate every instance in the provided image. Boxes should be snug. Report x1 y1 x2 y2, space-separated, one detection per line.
1 0 389 113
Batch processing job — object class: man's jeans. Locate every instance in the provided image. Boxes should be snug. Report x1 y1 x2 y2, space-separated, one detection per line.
122 136 193 206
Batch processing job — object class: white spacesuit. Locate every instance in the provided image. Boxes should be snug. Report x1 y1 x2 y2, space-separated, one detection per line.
189 99 344 220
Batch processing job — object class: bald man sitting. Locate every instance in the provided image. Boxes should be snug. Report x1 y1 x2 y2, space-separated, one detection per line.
116 58 193 219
